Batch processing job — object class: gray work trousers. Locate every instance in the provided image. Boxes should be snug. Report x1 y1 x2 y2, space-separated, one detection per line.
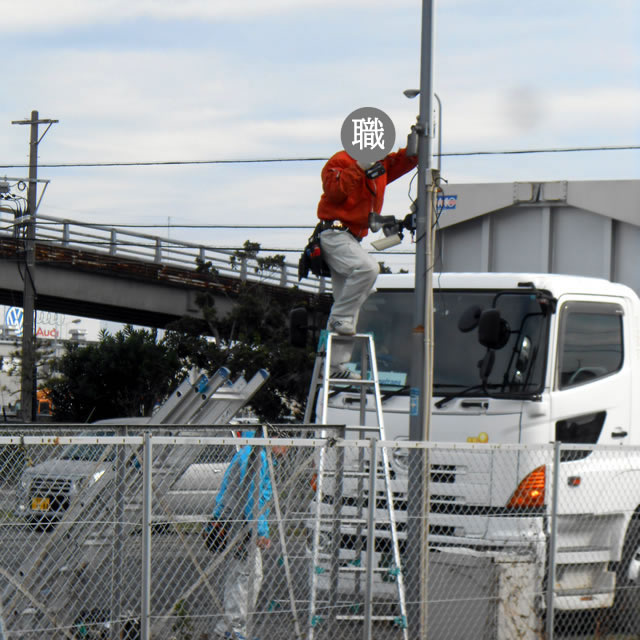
319 229 379 364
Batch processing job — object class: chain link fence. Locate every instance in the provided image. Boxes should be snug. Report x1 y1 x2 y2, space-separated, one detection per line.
0 428 639 639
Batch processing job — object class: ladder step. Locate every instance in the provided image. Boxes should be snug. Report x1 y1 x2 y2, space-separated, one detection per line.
337 566 402 574
337 615 402 622
327 378 376 385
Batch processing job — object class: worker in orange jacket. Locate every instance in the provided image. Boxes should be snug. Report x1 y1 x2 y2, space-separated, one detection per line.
316 147 417 378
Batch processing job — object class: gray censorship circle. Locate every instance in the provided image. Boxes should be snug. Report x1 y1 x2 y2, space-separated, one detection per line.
341 107 396 164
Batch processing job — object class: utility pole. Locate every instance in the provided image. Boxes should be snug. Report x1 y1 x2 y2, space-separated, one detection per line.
11 110 58 422
406 1 436 638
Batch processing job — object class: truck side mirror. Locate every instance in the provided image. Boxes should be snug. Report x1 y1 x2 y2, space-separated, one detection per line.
458 305 483 332
289 307 309 348
478 309 510 350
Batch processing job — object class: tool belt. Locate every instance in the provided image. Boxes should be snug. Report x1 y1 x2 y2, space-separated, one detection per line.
318 220 362 242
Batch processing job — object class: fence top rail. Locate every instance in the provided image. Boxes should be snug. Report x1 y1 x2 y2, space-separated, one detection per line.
0 432 633 454
0 435 333 447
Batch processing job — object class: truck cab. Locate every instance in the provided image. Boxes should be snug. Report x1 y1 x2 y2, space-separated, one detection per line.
319 271 640 611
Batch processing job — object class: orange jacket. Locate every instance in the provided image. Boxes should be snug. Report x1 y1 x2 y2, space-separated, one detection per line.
316 148 417 238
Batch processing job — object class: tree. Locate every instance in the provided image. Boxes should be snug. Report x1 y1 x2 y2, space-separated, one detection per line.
165 250 325 422
45 326 181 422
44 243 328 424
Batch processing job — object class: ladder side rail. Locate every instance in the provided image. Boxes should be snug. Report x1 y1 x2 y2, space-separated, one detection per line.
148 367 231 474
189 377 248 425
328 438 345 634
147 371 204 425
307 338 335 640
194 370 269 426
153 372 268 498
167 367 231 425
353 338 369 605
303 353 324 425
367 334 409 636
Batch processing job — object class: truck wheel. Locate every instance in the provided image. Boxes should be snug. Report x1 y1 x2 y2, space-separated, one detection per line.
613 517 640 633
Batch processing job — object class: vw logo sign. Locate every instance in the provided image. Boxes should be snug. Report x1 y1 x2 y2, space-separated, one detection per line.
5 307 24 337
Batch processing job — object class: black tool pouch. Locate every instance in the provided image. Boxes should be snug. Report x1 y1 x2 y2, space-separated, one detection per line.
298 224 331 280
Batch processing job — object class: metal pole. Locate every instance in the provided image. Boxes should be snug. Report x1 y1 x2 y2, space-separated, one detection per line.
363 438 378 640
545 442 561 640
246 446 262 640
21 111 38 423
407 1 436 638
11 111 57 423
141 432 153 640
112 426 127 639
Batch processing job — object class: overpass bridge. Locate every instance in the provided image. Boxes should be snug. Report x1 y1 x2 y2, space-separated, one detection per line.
0 211 332 328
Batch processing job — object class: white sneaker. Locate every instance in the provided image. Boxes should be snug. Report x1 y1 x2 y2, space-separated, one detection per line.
330 365 362 380
328 317 355 336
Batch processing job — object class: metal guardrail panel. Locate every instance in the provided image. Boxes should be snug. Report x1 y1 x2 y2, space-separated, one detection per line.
0 210 330 295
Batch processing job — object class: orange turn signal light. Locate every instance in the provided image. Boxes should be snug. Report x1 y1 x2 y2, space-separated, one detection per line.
507 465 546 509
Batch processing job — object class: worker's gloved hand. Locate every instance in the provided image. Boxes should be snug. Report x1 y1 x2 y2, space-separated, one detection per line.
406 125 418 157
358 160 386 179
369 212 397 233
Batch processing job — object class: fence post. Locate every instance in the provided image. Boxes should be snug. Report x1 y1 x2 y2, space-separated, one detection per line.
363 438 377 640
112 426 127 640
545 442 561 640
141 432 153 640
246 444 263 640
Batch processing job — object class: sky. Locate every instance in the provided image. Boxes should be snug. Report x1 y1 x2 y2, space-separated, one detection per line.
1 0 639 274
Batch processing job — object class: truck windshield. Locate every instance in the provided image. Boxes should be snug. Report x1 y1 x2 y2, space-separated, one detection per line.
355 288 550 397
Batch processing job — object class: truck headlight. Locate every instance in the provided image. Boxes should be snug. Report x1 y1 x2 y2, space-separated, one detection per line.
89 469 106 486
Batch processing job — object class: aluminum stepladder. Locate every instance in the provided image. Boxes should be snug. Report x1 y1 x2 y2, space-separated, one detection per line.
306 331 408 640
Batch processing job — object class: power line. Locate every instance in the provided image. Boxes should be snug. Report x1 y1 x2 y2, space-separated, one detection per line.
0 157 328 169
35 222 314 229
0 144 638 169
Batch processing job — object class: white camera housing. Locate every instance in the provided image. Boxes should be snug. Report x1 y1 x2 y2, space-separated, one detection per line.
371 233 403 251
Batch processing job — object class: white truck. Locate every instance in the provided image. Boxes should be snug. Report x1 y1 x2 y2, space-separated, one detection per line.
316 270 640 619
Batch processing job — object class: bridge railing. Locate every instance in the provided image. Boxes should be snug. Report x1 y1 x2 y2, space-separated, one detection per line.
0 211 329 295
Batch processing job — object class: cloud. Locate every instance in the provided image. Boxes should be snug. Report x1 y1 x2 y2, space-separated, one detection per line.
2 0 416 30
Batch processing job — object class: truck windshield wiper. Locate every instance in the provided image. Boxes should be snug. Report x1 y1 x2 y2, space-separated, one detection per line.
381 385 410 403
